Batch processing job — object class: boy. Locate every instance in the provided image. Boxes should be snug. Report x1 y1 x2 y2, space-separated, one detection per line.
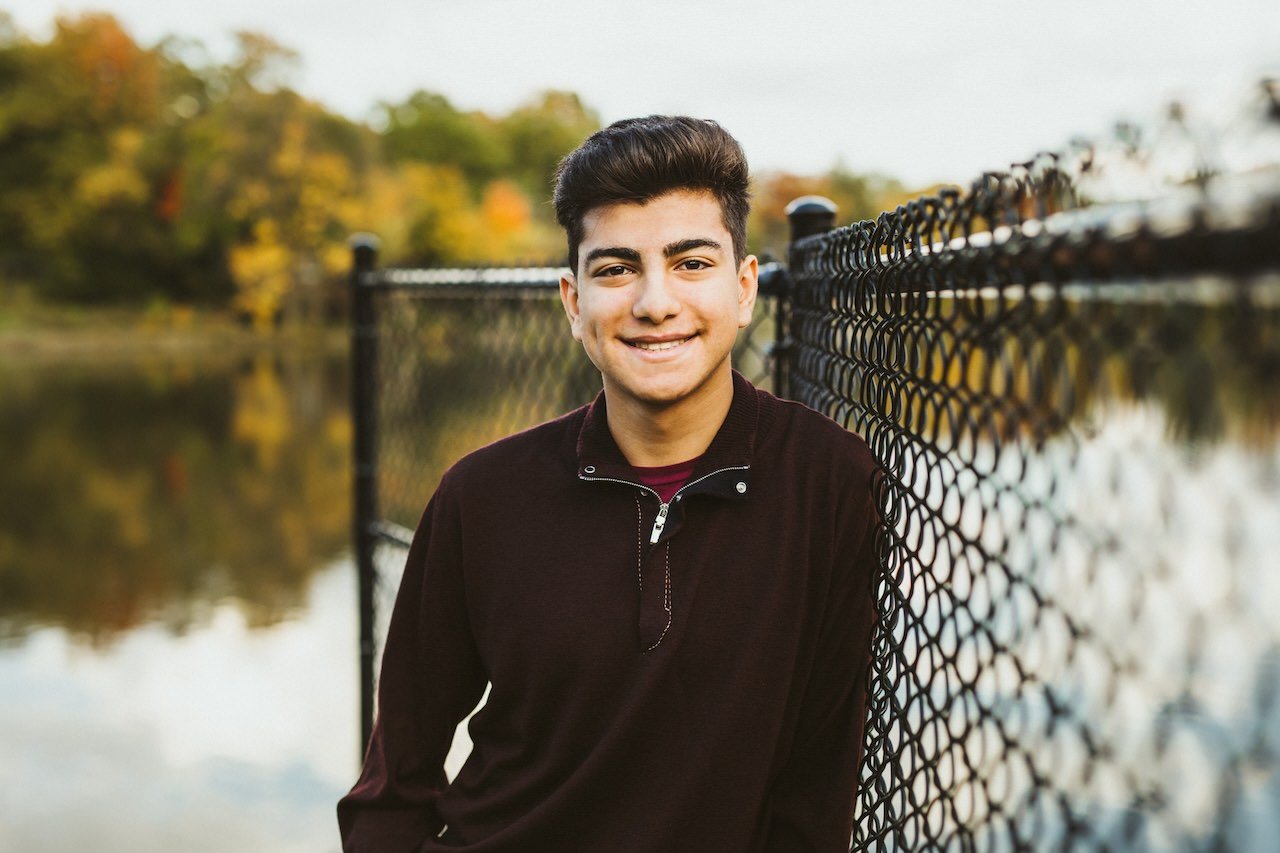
338 116 879 852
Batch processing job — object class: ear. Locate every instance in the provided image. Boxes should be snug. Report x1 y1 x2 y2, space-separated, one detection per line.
559 271 584 341
736 254 759 328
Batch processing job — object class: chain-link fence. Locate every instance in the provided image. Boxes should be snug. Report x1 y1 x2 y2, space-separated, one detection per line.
785 85 1280 849
350 82 1280 850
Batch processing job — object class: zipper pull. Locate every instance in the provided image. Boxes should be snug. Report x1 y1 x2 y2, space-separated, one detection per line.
649 502 669 544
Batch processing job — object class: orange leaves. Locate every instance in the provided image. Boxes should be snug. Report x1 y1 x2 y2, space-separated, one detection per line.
483 180 532 240
54 12 160 124
155 168 183 222
748 168 911 259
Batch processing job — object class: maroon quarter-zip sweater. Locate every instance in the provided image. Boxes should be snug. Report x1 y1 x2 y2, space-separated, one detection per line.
338 372 880 852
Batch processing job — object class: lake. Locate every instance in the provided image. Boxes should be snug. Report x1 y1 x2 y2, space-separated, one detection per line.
0 348 359 853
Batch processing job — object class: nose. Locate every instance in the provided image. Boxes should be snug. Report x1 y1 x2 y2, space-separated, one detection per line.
632 270 681 323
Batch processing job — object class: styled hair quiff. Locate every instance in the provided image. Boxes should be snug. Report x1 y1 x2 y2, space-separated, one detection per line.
552 116 751 272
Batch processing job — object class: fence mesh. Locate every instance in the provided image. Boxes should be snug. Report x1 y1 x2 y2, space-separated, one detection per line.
787 88 1280 849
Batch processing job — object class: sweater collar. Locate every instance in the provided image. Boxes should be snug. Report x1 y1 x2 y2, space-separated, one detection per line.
575 370 765 483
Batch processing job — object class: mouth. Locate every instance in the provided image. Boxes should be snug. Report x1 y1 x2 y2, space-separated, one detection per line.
625 335 695 352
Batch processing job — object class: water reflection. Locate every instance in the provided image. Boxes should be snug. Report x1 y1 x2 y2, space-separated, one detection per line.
0 557 356 853
799 276 1280 455
0 349 356 852
0 351 351 643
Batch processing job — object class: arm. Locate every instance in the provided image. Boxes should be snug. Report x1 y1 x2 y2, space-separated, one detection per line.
765 478 881 853
337 476 488 852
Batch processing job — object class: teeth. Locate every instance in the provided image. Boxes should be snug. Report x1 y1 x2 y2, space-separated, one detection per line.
631 338 689 352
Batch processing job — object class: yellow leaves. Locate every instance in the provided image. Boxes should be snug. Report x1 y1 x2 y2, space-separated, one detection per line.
297 152 354 244
319 242 350 278
225 115 362 323
349 165 556 265
227 180 272 221
0 355 357 642
230 356 291 470
8 11 594 307
74 127 148 209
272 116 307 181
74 162 147 208
229 220 293 328
353 161 476 261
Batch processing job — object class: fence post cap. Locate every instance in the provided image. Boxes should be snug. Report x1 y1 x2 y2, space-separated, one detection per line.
785 196 838 242
350 234 381 278
348 232 382 252
784 195 838 218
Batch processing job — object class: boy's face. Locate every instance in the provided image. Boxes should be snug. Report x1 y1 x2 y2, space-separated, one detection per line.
559 189 757 414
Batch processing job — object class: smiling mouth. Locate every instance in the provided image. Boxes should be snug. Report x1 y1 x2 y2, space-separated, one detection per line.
626 336 694 352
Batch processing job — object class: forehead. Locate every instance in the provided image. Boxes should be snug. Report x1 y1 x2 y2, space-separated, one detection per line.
579 190 729 253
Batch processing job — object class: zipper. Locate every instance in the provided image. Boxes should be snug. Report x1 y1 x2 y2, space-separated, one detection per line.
649 503 669 544
579 464 750 545
670 465 749 500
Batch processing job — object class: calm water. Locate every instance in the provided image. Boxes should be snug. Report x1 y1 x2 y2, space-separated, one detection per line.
0 350 359 853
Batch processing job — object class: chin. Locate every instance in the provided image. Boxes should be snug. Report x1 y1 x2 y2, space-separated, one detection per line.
621 374 715 409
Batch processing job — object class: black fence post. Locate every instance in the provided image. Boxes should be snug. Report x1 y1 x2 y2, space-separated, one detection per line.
349 232 381 758
781 196 838 399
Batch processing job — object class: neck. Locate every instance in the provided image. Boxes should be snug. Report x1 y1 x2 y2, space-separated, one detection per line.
605 370 735 468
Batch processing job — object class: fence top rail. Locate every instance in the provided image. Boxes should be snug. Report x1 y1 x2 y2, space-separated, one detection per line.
790 176 1280 289
364 266 567 291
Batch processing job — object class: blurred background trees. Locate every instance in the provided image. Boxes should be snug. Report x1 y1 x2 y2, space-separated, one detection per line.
0 11 909 327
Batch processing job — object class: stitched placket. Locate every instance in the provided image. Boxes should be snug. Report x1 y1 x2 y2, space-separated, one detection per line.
580 465 750 654
635 492 674 651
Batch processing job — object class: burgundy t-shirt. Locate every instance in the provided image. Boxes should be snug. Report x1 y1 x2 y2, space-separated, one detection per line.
631 457 699 503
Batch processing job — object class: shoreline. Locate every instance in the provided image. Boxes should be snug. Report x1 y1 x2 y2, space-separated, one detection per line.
0 316 349 363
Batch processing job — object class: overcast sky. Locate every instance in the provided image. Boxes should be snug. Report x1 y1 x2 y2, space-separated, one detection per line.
7 0 1278 187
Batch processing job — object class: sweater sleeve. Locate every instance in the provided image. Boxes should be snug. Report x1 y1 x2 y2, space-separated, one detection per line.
764 472 880 853
337 475 488 852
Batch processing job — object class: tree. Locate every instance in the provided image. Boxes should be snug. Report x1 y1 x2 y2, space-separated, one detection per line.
378 90 509 188
499 90 600 200
748 166 909 259
0 13 168 299
173 33 380 324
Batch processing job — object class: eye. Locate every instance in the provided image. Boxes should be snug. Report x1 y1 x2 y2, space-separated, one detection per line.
594 264 630 278
678 258 711 271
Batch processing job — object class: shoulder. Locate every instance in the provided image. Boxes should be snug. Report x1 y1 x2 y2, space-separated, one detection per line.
751 388 882 563
756 388 876 483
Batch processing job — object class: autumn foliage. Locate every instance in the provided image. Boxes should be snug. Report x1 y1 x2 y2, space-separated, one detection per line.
0 12 908 327
0 13 594 325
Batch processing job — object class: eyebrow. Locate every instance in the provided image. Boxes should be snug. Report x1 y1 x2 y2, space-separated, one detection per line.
663 238 723 258
583 238 724 267
584 246 641 265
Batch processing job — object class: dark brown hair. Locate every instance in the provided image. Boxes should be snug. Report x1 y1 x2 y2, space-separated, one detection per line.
552 116 751 272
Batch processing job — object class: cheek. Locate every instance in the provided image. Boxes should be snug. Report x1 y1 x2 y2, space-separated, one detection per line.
576 293 624 336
